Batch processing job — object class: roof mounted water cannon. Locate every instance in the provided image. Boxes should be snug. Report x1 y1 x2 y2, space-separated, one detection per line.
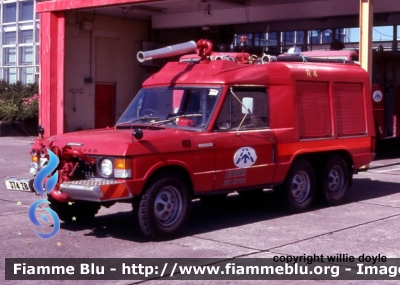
137 41 197 62
196 39 213 59
137 39 213 62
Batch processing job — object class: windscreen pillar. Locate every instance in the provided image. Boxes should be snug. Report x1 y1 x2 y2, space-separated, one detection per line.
359 0 373 84
39 12 65 136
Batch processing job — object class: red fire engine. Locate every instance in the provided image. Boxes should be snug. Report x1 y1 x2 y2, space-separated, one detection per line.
5 39 376 239
372 52 400 140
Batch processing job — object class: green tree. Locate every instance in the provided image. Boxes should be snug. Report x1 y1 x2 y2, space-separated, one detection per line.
0 81 39 122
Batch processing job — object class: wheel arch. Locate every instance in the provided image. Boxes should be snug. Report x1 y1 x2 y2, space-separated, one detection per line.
291 150 354 185
142 165 194 196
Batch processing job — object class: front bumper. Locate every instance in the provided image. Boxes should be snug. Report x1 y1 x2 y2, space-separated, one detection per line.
59 178 133 202
5 176 133 203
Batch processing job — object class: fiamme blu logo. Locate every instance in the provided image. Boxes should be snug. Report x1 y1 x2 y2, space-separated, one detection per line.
28 148 61 239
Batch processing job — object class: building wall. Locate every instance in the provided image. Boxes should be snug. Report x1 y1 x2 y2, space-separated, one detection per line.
64 11 148 132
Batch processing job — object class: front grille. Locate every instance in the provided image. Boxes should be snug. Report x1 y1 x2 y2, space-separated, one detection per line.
83 162 96 177
62 178 120 187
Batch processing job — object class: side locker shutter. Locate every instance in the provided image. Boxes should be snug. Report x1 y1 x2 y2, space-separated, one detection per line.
334 83 366 137
296 81 332 139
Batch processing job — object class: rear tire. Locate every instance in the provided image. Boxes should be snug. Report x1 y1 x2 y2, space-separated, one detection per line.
320 156 349 205
134 171 191 239
283 160 316 212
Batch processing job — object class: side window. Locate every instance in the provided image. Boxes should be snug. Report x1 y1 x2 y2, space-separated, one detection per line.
215 87 268 131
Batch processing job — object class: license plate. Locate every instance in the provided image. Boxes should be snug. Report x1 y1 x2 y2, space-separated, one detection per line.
5 177 32 192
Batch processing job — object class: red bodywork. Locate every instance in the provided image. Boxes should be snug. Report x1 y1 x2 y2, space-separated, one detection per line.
30 44 375 205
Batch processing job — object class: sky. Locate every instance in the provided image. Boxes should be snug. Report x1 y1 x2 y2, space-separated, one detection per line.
346 26 399 43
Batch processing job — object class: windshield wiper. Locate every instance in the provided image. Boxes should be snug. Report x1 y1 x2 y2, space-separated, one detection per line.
151 114 202 126
116 116 158 126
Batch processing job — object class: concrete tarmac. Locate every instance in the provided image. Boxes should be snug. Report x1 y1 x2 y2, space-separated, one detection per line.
1 136 400 284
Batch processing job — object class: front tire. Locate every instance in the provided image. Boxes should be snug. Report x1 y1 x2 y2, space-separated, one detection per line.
320 156 349 205
48 196 100 223
134 171 191 239
283 160 316 212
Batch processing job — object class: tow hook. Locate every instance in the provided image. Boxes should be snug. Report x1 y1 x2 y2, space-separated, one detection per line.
48 190 73 203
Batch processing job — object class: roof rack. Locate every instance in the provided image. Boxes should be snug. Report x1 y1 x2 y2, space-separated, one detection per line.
264 55 357 64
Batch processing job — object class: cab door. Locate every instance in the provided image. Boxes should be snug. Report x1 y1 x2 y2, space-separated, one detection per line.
213 87 275 190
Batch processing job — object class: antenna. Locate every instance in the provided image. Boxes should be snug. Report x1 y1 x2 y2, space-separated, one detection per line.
263 25 269 55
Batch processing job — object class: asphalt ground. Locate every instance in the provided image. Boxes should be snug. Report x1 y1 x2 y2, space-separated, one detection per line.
1 136 400 284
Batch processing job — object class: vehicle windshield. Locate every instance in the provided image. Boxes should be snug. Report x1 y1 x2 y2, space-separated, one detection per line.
116 87 222 130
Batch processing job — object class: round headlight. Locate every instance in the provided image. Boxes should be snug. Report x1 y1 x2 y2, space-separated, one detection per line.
31 149 37 157
29 162 38 175
101 159 113 176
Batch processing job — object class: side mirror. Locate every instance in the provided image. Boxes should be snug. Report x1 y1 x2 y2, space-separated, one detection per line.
133 128 143 141
242 97 253 114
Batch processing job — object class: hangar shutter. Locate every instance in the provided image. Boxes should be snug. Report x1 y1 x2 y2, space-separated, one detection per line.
334 83 366 136
296 81 332 139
